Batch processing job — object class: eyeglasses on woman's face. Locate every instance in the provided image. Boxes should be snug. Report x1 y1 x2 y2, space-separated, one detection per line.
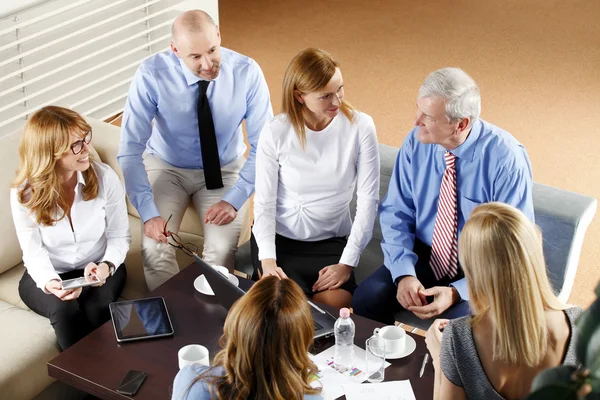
70 130 92 155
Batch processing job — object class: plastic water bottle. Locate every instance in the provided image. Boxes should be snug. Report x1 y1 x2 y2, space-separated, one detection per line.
334 307 355 370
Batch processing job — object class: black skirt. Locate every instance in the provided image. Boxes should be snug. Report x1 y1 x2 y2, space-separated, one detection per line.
250 233 357 297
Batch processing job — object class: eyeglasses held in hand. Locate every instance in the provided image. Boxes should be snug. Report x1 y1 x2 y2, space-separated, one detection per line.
70 131 93 155
163 214 199 257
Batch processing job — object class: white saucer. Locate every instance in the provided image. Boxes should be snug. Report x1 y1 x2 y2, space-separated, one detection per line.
194 273 239 296
384 335 417 359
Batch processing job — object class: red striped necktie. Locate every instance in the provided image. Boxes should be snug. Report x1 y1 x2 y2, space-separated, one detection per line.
430 151 459 281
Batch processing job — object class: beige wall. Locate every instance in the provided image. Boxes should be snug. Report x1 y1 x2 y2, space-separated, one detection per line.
220 0 600 306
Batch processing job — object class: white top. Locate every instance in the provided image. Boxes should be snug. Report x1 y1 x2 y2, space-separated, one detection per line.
253 111 380 267
10 162 131 291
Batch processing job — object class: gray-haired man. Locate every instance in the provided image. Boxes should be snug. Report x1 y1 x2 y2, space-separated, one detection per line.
352 67 534 324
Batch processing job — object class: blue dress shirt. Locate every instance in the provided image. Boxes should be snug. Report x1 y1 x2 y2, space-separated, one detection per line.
118 48 273 222
379 119 534 300
172 364 324 400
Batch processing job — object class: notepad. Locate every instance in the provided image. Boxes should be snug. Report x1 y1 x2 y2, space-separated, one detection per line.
342 381 416 400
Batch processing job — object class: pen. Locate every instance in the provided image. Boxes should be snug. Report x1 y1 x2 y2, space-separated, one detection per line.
419 353 430 378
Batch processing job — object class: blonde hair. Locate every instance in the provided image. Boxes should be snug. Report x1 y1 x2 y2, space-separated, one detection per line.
281 48 355 148
187 277 321 400
459 202 566 367
13 106 98 226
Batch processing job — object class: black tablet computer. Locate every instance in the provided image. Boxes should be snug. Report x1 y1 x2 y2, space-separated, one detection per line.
109 297 174 343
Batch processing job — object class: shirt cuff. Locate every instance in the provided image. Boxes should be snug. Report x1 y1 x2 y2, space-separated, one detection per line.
138 201 160 224
339 247 360 268
38 272 61 293
387 262 417 285
450 278 469 301
222 188 247 212
101 248 126 271
256 236 276 261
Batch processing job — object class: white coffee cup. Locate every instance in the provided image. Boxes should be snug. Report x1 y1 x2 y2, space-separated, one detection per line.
178 344 209 369
374 325 406 354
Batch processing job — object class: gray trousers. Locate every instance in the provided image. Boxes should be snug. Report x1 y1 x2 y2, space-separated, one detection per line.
142 153 248 291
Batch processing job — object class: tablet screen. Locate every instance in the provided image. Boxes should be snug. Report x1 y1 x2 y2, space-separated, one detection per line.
109 297 174 342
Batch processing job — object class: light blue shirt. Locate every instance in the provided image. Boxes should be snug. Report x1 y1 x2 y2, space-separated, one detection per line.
172 364 324 400
379 119 534 300
118 48 273 222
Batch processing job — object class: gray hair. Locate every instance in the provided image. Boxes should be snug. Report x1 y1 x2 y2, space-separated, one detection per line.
418 67 481 125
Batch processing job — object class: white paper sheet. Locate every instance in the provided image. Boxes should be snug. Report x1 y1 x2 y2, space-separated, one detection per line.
342 381 417 400
308 345 392 400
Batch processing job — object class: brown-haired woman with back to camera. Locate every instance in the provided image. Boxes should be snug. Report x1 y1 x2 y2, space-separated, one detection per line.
250 48 381 309
425 202 582 400
172 276 323 400
11 105 130 351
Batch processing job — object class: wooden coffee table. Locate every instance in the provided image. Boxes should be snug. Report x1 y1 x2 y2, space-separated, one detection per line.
48 262 434 399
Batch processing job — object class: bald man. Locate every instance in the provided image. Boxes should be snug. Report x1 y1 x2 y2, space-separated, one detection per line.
118 10 273 290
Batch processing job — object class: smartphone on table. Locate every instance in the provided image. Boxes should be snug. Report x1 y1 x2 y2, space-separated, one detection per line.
60 275 99 290
117 370 147 395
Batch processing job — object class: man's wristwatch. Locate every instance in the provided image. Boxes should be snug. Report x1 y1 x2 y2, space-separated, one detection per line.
101 261 116 276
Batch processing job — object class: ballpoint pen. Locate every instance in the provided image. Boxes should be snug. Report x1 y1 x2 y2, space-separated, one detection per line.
419 353 430 378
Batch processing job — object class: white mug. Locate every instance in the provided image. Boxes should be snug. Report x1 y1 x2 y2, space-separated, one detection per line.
178 344 209 369
374 325 406 354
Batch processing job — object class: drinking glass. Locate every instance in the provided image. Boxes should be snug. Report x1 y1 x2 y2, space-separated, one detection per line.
365 331 386 383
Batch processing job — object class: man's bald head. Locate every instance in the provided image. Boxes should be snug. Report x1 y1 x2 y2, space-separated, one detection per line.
170 10 222 80
171 10 216 43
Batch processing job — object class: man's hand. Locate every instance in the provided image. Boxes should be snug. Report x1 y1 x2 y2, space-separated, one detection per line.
84 262 110 286
312 264 352 292
144 216 169 243
204 200 237 226
425 319 449 368
396 276 427 309
260 258 288 280
409 286 460 319
45 279 82 301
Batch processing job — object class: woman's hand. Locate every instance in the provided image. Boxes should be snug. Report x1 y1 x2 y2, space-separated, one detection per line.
312 263 352 292
260 258 288 279
425 319 450 368
84 262 110 286
45 279 82 301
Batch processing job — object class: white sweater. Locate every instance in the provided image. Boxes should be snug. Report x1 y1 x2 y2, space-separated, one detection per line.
252 111 380 267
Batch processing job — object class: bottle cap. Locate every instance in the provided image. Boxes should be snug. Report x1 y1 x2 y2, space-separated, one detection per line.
340 308 350 318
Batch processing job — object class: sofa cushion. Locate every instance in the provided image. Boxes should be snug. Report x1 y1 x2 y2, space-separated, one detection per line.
0 301 58 400
0 263 28 309
0 130 29 276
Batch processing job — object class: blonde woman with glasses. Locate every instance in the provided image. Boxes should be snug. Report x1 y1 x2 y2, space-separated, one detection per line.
11 106 130 351
172 276 323 400
425 202 582 399
251 48 380 308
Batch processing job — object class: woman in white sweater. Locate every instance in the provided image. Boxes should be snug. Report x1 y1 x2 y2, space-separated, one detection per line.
251 48 380 308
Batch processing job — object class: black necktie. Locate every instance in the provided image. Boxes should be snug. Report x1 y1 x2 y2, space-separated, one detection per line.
197 80 223 189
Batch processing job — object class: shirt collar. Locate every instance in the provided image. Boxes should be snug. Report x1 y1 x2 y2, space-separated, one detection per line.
177 56 220 87
436 119 482 162
76 171 86 187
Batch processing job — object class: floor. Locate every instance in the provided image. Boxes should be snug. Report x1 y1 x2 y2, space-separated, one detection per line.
218 0 600 307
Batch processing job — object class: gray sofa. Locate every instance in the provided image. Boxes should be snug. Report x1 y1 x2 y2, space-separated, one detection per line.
236 143 598 329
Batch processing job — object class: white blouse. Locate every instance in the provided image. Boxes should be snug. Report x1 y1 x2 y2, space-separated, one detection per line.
253 111 380 267
10 162 131 290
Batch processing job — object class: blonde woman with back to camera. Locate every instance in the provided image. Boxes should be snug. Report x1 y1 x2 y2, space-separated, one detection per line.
251 48 380 309
172 276 323 400
425 202 581 399
11 106 130 351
